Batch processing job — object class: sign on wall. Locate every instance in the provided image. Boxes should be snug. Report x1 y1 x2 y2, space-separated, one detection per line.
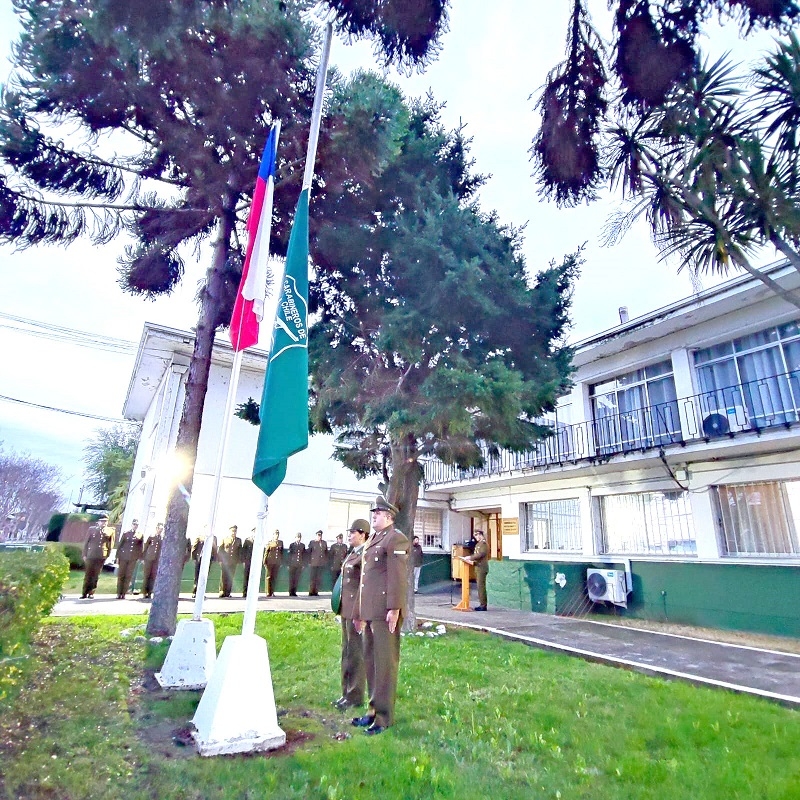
501 518 519 537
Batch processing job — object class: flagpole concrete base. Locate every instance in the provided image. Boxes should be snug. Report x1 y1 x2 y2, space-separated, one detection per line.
192 633 286 757
155 618 216 690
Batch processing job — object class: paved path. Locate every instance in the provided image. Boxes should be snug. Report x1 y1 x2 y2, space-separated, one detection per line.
53 587 800 707
413 591 800 707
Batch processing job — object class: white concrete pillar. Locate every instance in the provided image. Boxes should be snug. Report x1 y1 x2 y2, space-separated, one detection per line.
688 486 723 559
670 348 698 439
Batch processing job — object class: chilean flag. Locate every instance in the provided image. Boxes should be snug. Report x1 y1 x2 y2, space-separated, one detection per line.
230 124 280 351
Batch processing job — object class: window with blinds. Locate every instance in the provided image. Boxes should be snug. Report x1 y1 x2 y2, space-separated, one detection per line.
714 481 800 557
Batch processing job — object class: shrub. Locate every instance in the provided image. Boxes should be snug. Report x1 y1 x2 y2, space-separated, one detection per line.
46 542 84 569
0 548 69 701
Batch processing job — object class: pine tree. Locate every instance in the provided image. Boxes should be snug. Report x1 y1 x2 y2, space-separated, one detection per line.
0 0 414 634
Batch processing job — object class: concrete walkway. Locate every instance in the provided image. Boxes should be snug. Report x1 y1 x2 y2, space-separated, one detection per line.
414 588 800 708
53 586 800 707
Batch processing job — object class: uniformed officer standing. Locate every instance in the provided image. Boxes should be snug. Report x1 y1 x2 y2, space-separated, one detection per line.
240 529 255 597
333 519 370 711
217 525 241 598
81 514 114 598
352 496 409 735
264 530 284 596
329 533 348 584
287 532 306 596
142 523 165 599
115 519 143 599
308 530 328 596
465 529 489 610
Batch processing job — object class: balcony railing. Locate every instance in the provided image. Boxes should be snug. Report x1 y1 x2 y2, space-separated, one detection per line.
423 369 800 486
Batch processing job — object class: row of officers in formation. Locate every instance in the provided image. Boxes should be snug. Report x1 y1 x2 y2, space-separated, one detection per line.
80 513 426 606
82 496 430 735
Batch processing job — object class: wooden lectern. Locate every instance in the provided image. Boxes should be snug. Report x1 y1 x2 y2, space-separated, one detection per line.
451 546 474 612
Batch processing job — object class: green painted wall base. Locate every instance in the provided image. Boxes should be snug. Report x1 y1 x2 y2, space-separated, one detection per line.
488 558 800 639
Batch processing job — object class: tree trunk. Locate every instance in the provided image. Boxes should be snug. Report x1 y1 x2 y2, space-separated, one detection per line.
388 434 422 634
146 212 234 636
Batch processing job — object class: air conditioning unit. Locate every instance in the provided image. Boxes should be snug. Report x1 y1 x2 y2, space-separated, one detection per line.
586 568 628 607
701 404 747 438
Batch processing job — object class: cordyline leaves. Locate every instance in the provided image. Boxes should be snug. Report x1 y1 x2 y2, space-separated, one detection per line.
324 0 450 71
602 45 800 309
533 0 800 206
532 0 607 206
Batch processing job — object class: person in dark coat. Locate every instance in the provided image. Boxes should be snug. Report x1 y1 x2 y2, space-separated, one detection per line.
81 515 113 598
115 519 143 599
217 525 241 598
329 533 348 584
264 530 284 596
333 518 370 711
240 529 256 597
142 523 164 599
351 496 409 735
287 532 306 596
411 535 424 593
308 530 329 596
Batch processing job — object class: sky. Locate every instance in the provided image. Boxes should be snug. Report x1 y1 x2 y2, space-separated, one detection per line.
0 1 780 506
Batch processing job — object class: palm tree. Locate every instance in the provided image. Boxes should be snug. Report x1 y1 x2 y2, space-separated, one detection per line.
603 41 800 309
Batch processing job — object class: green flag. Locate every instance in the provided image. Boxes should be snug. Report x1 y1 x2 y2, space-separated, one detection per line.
252 189 310 496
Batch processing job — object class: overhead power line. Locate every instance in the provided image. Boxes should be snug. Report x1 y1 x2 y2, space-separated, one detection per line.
0 392 135 424
0 310 137 355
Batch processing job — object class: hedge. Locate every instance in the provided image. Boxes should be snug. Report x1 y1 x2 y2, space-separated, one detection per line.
0 548 70 702
46 541 85 569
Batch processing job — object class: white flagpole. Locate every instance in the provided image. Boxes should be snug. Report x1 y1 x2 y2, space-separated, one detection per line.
241 494 268 635
192 23 334 758
303 21 333 195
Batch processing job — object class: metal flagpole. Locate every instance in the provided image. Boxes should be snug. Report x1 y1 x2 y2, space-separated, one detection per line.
302 22 333 195
192 21 334 758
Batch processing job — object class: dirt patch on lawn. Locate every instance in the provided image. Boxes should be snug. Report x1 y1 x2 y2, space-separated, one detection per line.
132 669 356 759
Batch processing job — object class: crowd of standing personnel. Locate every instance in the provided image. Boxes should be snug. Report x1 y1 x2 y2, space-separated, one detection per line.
79 494 443 737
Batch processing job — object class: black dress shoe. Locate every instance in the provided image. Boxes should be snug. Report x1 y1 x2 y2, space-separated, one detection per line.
474 605 487 611
351 715 374 728
364 723 387 735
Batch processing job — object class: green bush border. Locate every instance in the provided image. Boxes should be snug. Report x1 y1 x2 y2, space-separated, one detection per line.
0 549 69 701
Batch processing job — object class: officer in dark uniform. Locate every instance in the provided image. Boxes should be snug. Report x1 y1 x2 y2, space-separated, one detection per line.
465 529 490 610
142 523 164 599
308 530 328 596
217 525 241 598
81 515 114 598
329 533 348 584
115 519 143 599
264 530 284 596
287 532 305 596
351 497 409 735
333 519 370 711
240 528 256 597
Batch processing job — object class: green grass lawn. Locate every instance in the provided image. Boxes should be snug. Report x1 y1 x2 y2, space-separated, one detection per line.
1 612 798 800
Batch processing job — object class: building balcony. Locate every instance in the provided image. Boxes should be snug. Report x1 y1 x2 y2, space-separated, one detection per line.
423 369 800 487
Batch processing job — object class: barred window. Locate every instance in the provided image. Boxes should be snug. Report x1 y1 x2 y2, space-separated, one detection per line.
714 481 800 557
600 491 696 555
522 498 582 552
414 508 443 549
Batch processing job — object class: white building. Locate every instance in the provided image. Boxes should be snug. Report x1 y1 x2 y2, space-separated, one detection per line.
121 324 464 558
421 261 800 636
